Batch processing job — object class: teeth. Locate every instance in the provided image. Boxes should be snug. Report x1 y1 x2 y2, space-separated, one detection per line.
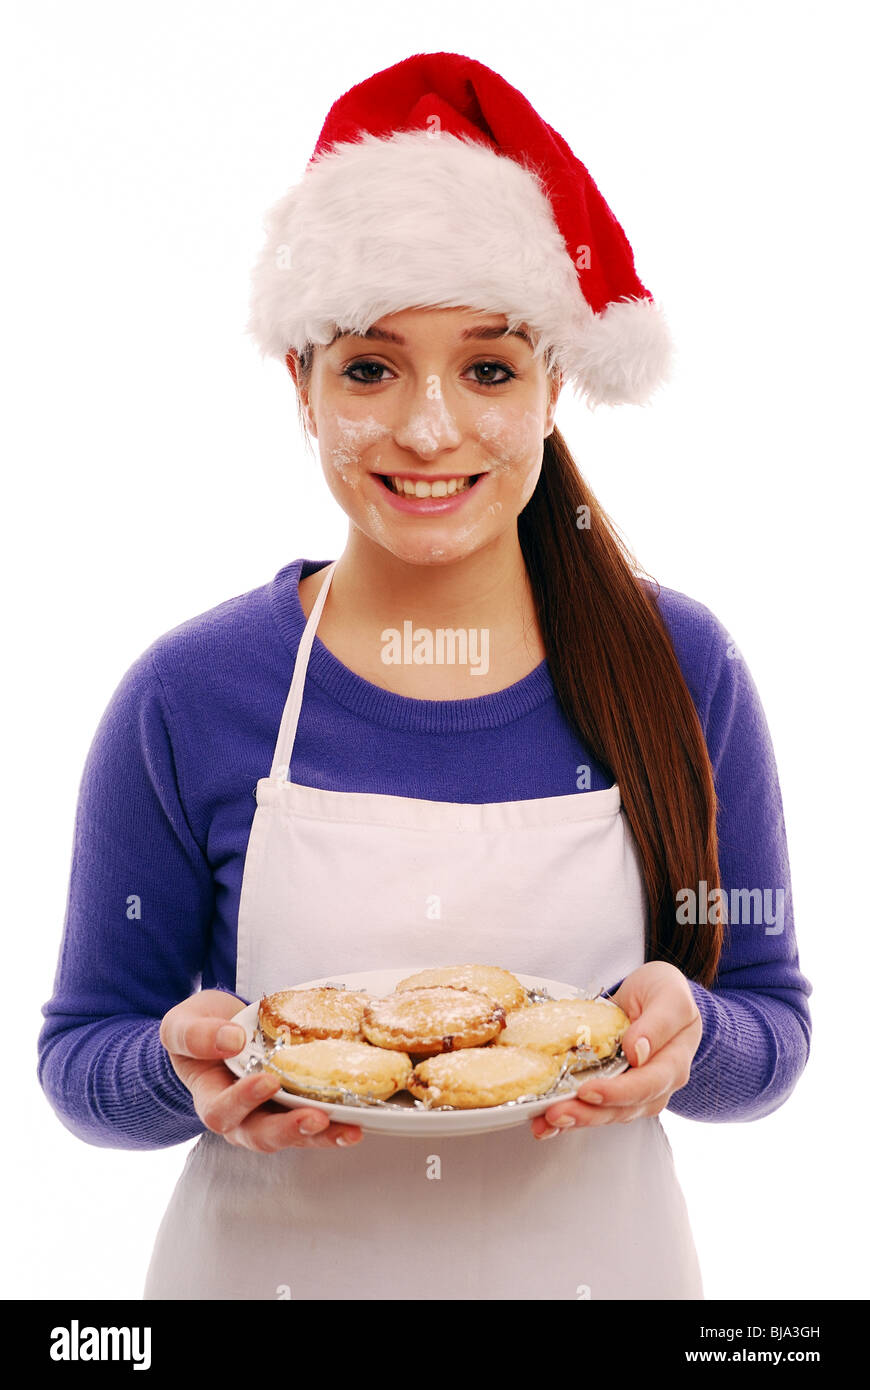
389 476 473 497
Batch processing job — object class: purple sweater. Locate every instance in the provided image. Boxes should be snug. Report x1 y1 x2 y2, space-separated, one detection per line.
37 557 812 1149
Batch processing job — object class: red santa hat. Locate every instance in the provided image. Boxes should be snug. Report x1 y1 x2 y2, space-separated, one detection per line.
248 52 672 408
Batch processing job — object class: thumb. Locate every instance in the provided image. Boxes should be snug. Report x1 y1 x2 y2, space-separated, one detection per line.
160 990 247 1059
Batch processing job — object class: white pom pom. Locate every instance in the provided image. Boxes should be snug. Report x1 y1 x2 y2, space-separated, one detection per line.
567 297 674 409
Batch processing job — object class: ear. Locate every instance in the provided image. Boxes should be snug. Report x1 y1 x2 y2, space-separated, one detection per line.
285 351 318 438
544 366 563 438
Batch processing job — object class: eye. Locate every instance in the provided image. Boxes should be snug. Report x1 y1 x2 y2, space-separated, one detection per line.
341 359 393 384
466 360 517 387
340 357 517 387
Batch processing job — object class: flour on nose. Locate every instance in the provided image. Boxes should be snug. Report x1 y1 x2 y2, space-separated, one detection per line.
402 395 462 453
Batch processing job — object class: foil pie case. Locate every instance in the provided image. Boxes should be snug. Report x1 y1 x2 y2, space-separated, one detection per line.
243 981 628 1112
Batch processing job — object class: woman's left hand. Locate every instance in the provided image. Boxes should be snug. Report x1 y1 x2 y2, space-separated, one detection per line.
531 961 702 1140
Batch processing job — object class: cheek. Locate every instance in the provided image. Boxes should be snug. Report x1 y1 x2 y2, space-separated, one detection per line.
321 414 392 489
472 407 544 477
518 456 543 509
363 498 389 540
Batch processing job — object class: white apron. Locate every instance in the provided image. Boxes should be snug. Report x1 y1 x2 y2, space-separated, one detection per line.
145 560 703 1301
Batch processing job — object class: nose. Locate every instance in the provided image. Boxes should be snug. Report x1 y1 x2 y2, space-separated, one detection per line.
392 382 463 461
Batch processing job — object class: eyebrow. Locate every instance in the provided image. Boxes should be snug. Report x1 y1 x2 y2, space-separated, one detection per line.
328 324 534 349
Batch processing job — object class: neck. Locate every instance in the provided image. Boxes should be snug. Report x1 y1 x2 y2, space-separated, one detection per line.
300 528 547 696
339 529 539 645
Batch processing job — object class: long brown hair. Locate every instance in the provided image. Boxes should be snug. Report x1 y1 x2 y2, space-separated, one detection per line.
519 426 722 988
293 352 722 988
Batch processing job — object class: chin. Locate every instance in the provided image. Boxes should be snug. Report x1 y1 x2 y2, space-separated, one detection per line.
377 526 506 569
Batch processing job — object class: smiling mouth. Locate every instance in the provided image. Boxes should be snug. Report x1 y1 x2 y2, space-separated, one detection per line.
377 474 485 498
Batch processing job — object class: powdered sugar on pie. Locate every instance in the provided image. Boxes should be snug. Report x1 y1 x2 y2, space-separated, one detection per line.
362 986 506 1057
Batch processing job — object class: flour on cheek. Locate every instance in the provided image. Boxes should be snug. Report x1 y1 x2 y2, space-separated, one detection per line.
433 407 543 554
474 407 543 504
323 414 393 490
364 497 388 539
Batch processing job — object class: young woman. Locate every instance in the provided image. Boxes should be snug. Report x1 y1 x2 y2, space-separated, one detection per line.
38 53 812 1301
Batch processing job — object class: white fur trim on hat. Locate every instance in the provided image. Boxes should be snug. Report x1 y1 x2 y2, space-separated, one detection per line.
247 130 670 407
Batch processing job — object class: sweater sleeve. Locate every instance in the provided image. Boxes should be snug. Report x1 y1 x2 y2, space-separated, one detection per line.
665 612 812 1122
37 648 221 1150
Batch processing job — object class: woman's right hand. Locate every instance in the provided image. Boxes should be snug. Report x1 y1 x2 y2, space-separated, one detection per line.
160 989 364 1151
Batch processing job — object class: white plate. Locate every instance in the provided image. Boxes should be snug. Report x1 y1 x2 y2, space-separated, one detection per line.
224 968 629 1137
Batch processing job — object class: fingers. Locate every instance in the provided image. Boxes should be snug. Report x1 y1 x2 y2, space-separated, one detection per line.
226 1105 364 1153
581 1026 696 1109
535 1022 701 1137
160 993 247 1060
533 1086 663 1138
195 1062 281 1132
193 1064 363 1152
614 967 701 1068
532 1091 668 1139
160 994 365 1153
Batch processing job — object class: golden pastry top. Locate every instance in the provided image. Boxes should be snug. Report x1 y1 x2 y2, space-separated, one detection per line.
395 964 527 1013
259 986 369 1041
364 986 506 1036
496 999 594 1053
267 1038 413 1085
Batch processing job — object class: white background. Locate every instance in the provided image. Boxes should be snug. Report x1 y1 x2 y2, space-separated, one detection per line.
3 0 867 1301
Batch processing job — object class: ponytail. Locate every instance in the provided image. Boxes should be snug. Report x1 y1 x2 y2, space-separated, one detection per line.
518 426 722 987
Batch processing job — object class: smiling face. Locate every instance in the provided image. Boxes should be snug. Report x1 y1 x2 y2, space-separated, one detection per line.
287 307 562 567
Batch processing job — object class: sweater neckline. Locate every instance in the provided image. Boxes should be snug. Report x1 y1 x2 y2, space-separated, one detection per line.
268 557 556 734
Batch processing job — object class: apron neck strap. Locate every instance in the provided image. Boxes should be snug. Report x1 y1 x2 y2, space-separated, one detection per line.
271 561 337 782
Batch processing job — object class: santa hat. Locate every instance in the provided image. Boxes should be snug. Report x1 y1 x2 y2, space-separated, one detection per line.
248 52 672 408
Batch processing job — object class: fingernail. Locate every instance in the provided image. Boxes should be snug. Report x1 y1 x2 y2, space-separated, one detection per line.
635 1036 651 1066
537 1126 561 1141
579 1090 603 1105
336 1133 361 1146
552 1115 576 1129
217 1024 245 1052
253 1075 278 1100
298 1115 328 1135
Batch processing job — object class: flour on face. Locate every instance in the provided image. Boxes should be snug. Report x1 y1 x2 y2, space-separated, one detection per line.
325 415 393 489
320 399 545 560
396 393 462 455
472 407 542 472
364 498 388 539
474 406 544 511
